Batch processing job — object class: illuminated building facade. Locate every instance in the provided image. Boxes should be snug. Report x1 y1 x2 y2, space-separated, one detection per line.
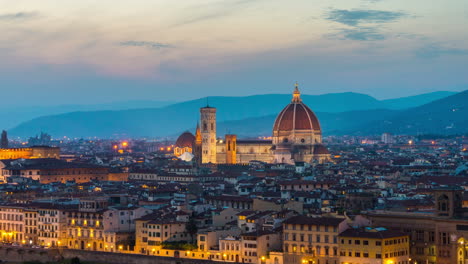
173 131 195 157
135 213 189 255
282 215 348 264
185 84 331 165
67 198 106 251
338 227 410 264
37 205 69 247
0 146 60 160
0 205 24 243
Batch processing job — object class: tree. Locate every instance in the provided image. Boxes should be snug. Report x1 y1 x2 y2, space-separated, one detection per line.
185 216 198 243
70 257 81 264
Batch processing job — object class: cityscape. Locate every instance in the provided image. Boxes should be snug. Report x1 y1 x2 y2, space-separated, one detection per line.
1 1 468 264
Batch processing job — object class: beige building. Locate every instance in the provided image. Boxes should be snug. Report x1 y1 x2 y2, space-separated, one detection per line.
0 205 25 243
24 209 38 244
282 215 348 264
135 213 189 254
37 205 70 247
338 227 410 264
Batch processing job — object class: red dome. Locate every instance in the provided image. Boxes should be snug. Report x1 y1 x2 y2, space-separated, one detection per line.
273 102 321 131
313 144 329 155
175 131 195 148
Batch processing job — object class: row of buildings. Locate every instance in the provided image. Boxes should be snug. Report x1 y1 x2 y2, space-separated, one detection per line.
0 195 412 264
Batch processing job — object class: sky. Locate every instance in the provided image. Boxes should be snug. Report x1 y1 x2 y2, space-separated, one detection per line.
1 0 468 106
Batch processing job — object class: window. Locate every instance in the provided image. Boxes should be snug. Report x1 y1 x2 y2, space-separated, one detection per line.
376 253 381 258
440 232 449 245
363 240 368 245
376 241 382 246
416 230 424 241
416 247 425 255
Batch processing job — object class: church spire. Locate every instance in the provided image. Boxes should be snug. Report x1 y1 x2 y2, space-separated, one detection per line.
292 82 302 102
195 122 202 143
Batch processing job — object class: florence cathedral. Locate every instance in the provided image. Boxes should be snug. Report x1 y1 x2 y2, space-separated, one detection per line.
173 84 331 165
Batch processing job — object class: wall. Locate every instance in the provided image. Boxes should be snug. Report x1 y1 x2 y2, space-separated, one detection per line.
0 247 230 264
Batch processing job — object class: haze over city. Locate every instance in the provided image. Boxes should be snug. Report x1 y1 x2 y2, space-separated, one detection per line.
1 0 468 106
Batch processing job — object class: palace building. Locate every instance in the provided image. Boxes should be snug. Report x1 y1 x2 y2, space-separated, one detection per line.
0 146 60 160
174 83 331 165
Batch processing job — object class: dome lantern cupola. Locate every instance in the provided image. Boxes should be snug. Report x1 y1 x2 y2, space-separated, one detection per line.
292 82 302 102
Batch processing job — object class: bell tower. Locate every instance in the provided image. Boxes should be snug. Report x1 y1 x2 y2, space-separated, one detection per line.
200 105 217 164
225 134 237 164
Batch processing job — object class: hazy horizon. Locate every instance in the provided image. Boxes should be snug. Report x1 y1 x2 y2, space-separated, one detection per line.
0 89 462 108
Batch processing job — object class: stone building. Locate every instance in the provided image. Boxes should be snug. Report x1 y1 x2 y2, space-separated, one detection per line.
338 227 410 264
282 215 348 264
173 131 195 158
0 146 60 160
177 84 331 165
0 158 112 183
366 187 468 264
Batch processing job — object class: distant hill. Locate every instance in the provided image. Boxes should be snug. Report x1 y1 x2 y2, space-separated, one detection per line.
356 90 468 135
0 100 176 130
382 91 456 109
217 109 399 137
8 90 463 138
9 92 386 138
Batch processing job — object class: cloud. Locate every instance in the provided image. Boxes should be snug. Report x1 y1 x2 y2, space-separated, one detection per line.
119 41 174 50
0 12 39 21
415 43 468 59
324 9 409 41
326 9 407 26
172 0 261 27
329 27 386 41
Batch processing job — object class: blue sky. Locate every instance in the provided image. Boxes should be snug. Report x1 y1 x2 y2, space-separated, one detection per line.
0 0 467 105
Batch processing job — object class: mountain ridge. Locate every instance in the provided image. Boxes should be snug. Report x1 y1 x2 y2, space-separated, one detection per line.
8 90 460 138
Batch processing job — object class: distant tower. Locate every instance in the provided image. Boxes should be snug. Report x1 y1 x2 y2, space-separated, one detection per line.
200 106 217 164
194 122 203 165
1 130 8 149
225 134 237 164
